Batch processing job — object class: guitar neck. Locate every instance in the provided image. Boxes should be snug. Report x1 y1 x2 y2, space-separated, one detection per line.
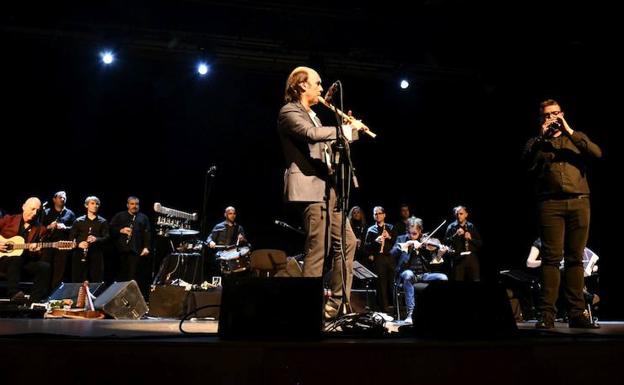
13 241 62 250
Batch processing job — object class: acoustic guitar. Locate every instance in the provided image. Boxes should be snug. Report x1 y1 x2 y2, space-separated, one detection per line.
0 235 76 258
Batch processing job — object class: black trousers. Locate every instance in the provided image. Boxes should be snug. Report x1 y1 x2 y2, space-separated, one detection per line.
41 248 70 290
538 197 590 318
118 251 140 282
451 253 480 281
71 249 104 283
6 255 50 302
373 253 395 312
118 251 153 297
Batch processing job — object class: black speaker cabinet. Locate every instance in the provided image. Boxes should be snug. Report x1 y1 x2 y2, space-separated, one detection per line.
148 285 189 318
185 288 222 319
94 280 148 320
413 281 518 338
48 282 106 304
218 277 323 339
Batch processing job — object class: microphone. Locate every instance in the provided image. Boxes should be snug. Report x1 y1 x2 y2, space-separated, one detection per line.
274 220 305 235
324 81 339 103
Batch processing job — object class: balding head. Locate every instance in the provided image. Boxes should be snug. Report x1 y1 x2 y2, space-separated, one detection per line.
224 206 237 223
284 66 321 106
22 197 41 222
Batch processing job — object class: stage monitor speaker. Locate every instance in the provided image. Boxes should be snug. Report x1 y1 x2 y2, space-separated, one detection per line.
94 280 148 320
48 282 106 303
413 281 518 338
148 285 189 318
185 288 222 319
218 277 323 340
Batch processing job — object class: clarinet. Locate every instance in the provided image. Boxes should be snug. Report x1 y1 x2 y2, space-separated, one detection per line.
126 214 136 245
81 226 92 262
461 224 469 252
379 224 386 253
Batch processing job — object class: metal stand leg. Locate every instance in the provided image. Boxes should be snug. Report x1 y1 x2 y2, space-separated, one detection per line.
394 282 401 320
587 303 595 326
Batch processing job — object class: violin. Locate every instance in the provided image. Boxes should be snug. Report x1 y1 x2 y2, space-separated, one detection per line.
398 237 452 252
398 237 454 265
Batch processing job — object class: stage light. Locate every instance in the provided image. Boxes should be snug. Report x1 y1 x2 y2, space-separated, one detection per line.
400 79 410 89
197 63 209 75
100 51 114 65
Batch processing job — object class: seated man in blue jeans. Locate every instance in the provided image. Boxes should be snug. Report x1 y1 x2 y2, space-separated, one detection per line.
391 217 449 323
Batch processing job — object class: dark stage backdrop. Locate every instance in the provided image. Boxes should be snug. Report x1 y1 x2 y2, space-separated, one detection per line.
2 9 621 318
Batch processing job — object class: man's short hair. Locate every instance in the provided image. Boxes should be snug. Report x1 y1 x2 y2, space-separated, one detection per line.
127 196 140 203
84 196 100 205
453 205 467 216
53 191 67 199
540 99 560 113
407 216 423 231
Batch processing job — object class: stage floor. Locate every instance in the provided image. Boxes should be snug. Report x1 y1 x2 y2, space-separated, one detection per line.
2 318 624 384
1 317 624 338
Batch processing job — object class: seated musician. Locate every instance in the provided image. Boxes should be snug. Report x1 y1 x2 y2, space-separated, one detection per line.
527 238 599 319
206 206 250 274
207 206 248 249
391 216 449 323
527 238 598 277
0 197 51 302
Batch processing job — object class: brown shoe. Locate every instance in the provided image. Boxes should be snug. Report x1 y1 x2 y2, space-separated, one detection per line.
535 313 555 329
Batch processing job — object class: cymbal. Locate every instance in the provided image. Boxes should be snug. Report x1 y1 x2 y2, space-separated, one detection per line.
166 229 199 236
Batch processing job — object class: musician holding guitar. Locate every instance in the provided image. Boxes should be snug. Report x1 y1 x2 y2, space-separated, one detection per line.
391 217 449 323
0 197 52 302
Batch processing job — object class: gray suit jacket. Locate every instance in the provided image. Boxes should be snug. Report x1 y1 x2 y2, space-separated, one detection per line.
278 102 337 202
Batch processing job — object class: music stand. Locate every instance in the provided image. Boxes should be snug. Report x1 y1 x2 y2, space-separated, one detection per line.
352 261 377 280
352 261 377 312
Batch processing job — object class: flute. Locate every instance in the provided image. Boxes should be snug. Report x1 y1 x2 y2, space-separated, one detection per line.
317 96 377 138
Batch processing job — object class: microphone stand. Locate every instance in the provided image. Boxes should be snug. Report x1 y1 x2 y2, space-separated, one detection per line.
200 166 217 283
329 82 357 316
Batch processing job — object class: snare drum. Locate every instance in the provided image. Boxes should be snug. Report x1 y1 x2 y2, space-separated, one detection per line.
216 246 251 274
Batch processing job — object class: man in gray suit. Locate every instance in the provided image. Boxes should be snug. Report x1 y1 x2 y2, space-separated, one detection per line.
277 66 366 318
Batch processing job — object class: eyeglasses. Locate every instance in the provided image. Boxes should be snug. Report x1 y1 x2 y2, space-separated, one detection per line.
542 111 562 117
373 212 385 216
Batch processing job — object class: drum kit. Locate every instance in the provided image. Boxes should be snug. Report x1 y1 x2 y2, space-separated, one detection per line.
153 202 252 277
